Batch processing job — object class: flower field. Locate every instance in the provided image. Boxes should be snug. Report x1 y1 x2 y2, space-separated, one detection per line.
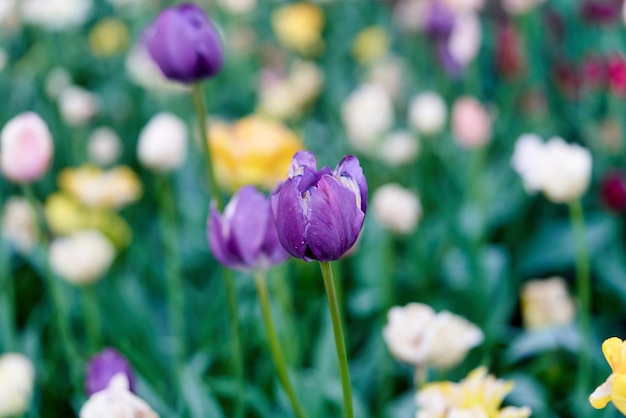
1 0 626 417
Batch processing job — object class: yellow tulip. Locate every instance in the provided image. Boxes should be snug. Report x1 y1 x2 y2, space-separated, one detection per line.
271 2 324 55
352 26 390 65
590 337 626 414
89 18 130 57
208 116 304 192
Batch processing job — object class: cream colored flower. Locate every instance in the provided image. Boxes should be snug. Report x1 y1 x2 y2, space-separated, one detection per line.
21 0 92 31
393 0 429 32
0 353 35 418
448 12 482 68
416 367 532 418
125 43 188 94
380 130 420 166
137 113 188 172
80 373 158 418
409 92 448 136
49 230 115 285
218 0 256 14
341 84 394 152
58 85 100 126
88 127 122 166
383 303 483 369
521 277 576 330
372 184 422 234
511 135 592 203
367 55 405 100
2 197 37 254
45 67 72 100
59 165 142 209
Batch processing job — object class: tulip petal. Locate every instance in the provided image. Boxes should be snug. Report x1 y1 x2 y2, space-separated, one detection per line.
603 337 625 372
334 154 368 212
272 178 308 259
589 374 613 409
288 150 317 177
260 205 290 267
208 204 239 268
613 374 626 414
305 175 365 261
229 186 268 267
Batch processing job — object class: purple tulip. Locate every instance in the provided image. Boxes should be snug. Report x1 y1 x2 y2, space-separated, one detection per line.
85 348 136 395
208 186 289 271
271 151 367 262
425 0 455 40
144 3 224 83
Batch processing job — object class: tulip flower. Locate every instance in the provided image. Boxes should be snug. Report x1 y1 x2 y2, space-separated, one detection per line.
0 353 35 418
86 348 136 395
80 373 158 418
144 3 224 83
137 112 188 172
208 185 289 271
0 112 53 183
601 170 626 212
271 151 367 262
590 337 626 414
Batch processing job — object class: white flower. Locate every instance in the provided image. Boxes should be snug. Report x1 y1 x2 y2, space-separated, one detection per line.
372 183 422 234
521 277 576 330
383 303 483 368
137 113 188 172
21 0 92 31
408 92 447 136
218 0 257 14
512 134 592 203
393 0 429 32
448 12 482 68
45 67 73 100
88 127 123 166
49 230 115 285
80 373 158 418
2 197 37 254
58 85 100 126
367 55 405 100
0 353 35 418
380 130 420 166
0 0 16 27
341 83 394 152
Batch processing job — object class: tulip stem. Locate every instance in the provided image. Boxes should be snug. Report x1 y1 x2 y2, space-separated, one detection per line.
81 284 102 355
319 261 354 418
254 271 308 418
569 200 591 400
191 83 222 210
21 185 81 389
0 190 16 351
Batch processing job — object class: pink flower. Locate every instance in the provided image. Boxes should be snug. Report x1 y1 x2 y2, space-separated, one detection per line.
451 96 492 148
607 54 626 95
1 112 53 183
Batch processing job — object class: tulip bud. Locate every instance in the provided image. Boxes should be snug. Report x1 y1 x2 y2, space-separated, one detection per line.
451 96 492 148
86 348 136 396
408 91 447 136
2 197 38 254
271 151 367 262
88 127 123 166
0 353 35 418
520 277 576 330
372 183 422 234
1 112 53 183
137 113 188 172
144 3 224 83
601 170 626 212
49 230 115 285
80 373 158 418
208 186 289 271
58 85 100 126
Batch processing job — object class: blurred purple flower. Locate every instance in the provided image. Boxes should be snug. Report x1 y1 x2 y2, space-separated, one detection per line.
601 171 626 212
86 348 135 396
271 151 367 262
144 3 224 83
437 43 463 79
208 186 289 271
425 1 455 39
580 0 621 24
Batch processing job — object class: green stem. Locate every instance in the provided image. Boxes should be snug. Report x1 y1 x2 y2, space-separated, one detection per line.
319 261 354 418
191 83 222 210
569 200 591 400
0 191 16 351
81 284 102 355
254 271 308 418
156 176 186 370
192 83 244 418
21 185 81 388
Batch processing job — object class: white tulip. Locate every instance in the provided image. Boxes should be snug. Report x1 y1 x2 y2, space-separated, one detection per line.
80 373 158 418
372 184 422 234
2 197 37 254
0 353 35 418
521 277 576 330
88 127 122 166
137 113 188 172
49 230 115 285
380 130 420 166
21 0 92 31
408 92 447 136
540 137 592 203
58 85 100 126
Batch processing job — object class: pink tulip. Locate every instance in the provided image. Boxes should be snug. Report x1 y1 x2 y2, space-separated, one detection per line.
1 112 53 183
451 96 492 149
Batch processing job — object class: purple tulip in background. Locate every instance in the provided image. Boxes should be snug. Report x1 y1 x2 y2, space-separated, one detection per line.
271 151 367 262
144 3 224 83
85 348 136 395
208 186 289 271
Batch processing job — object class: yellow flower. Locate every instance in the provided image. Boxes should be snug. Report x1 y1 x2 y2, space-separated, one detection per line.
89 18 129 57
45 193 132 249
416 367 532 418
271 2 324 55
208 116 304 192
59 165 142 210
520 277 576 330
590 337 626 414
352 26 390 65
